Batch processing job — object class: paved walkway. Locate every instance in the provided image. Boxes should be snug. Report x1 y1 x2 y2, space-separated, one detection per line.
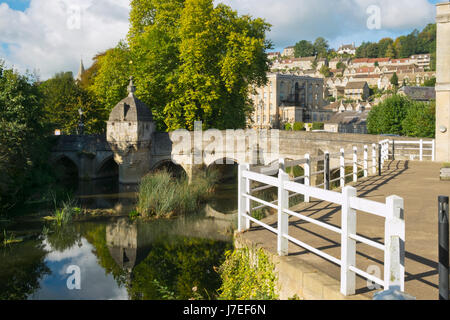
241 160 449 300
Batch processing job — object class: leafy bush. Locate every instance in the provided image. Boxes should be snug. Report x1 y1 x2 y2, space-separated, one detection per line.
284 123 292 131
293 122 305 131
137 169 218 218
368 94 435 138
312 122 324 130
402 101 435 138
367 95 409 135
218 247 278 300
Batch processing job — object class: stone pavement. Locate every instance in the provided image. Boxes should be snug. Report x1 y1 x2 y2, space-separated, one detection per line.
239 160 450 300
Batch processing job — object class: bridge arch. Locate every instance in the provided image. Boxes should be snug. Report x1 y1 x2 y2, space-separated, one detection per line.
96 155 119 179
151 159 187 179
206 157 240 182
52 154 79 185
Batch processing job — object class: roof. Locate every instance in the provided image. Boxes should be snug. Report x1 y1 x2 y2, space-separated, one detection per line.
345 81 368 89
326 110 369 125
338 44 356 50
398 86 436 101
108 77 154 122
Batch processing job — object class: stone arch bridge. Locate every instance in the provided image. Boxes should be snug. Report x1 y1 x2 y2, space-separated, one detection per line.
50 130 424 184
51 78 432 183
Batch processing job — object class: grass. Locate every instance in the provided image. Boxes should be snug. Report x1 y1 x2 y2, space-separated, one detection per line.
442 162 450 169
44 196 81 226
136 169 218 219
2 229 22 246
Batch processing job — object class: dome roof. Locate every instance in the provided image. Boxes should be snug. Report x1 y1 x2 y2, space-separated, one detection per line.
108 77 154 122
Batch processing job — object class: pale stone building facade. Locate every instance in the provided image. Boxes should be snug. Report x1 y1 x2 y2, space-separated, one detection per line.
436 2 450 162
250 73 328 128
282 46 295 57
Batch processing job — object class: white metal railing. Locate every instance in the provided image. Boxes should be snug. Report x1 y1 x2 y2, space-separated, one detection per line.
238 155 405 296
253 143 384 197
387 139 435 162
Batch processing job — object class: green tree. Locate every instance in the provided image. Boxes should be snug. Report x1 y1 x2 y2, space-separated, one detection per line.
367 95 410 135
294 40 315 58
377 38 394 57
0 61 51 212
40 72 107 134
385 44 397 59
90 42 132 120
319 65 331 77
423 77 436 87
402 101 435 138
313 37 329 58
94 0 271 131
390 72 399 88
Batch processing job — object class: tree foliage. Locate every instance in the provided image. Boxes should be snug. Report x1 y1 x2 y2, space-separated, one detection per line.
354 24 436 70
40 72 108 134
293 37 329 59
92 0 272 131
0 62 51 211
293 40 315 58
367 94 435 138
402 100 435 138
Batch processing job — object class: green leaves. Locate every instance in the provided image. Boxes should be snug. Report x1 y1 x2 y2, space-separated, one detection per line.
0 63 50 212
40 71 108 135
92 0 271 131
367 94 435 138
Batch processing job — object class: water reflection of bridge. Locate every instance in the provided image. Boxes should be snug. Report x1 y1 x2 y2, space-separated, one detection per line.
106 214 234 272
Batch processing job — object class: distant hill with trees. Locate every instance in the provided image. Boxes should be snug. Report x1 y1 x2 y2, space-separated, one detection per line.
355 24 436 69
291 23 436 70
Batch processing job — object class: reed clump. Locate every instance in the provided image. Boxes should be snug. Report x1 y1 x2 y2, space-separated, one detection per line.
136 169 218 219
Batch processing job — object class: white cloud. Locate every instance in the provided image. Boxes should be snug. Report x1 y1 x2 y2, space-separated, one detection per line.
0 0 130 79
0 0 436 79
215 0 435 49
33 238 128 300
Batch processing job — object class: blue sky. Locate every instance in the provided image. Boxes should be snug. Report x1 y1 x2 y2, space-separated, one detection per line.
1 0 30 11
0 0 443 79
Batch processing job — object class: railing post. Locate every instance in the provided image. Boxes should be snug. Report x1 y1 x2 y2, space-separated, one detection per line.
391 140 395 161
324 151 330 190
278 169 290 256
385 196 405 292
438 196 449 300
364 145 368 178
353 146 358 183
238 164 250 232
420 139 423 161
378 144 382 176
341 186 357 296
372 143 377 175
245 165 251 230
279 158 286 172
304 153 310 203
432 140 436 162
340 148 345 188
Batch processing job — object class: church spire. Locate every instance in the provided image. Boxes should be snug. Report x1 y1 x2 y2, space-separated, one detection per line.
76 59 85 82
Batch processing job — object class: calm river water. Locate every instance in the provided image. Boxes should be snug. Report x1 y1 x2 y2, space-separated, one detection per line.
0 179 238 300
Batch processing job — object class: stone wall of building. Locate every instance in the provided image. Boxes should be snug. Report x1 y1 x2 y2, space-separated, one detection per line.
436 2 450 162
